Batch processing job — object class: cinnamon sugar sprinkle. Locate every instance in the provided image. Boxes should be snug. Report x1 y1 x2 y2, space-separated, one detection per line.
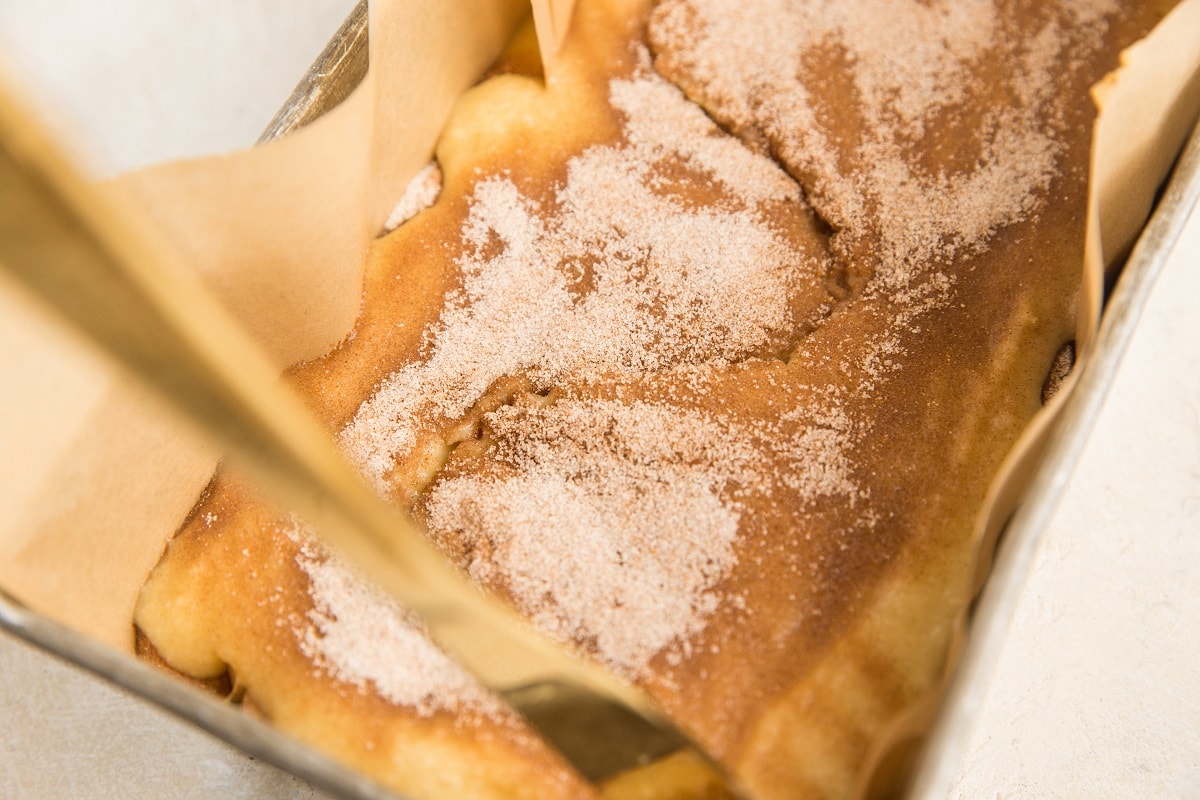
423 397 856 676
340 66 821 492
424 400 748 676
297 0 1104 709
288 520 504 716
383 162 443 233
649 0 1115 295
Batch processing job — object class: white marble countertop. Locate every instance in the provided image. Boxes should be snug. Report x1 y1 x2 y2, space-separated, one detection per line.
1 3 1197 798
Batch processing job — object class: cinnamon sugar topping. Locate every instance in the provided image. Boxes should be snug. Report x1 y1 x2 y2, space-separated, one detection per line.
340 69 824 493
649 0 1116 292
425 399 749 677
332 66 851 678
422 395 860 676
289 522 503 716
322 0 1107 701
384 162 443 233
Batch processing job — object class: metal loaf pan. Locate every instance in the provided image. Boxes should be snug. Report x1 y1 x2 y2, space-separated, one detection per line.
3 3 1198 798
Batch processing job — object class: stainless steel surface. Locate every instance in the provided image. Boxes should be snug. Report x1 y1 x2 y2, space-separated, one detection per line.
908 119 1200 797
258 0 368 145
0 588 388 800
0 625 332 800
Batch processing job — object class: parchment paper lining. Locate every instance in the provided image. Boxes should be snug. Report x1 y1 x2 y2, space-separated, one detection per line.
0 0 1198 794
0 0 525 651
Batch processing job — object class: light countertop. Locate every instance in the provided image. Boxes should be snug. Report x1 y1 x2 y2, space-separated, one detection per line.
1 3 1197 797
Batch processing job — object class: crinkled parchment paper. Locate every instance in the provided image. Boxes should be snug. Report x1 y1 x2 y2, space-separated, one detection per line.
0 0 525 650
0 0 1197 790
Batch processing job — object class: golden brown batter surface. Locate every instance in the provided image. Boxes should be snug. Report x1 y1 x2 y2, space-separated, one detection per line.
135 1 1170 798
